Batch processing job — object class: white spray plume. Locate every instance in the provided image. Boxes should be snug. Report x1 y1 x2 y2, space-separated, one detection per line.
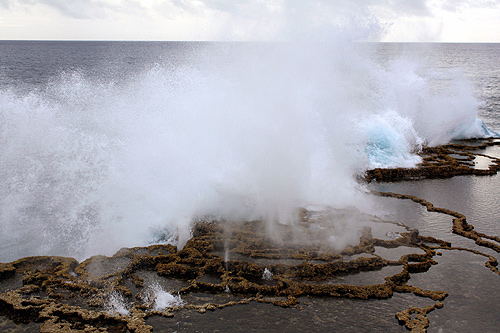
105 291 129 316
143 281 184 311
0 11 492 261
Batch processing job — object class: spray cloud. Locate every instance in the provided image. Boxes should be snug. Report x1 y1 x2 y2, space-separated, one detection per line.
0 4 491 261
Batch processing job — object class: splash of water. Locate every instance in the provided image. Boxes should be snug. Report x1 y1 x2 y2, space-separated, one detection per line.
0 39 494 262
262 268 273 281
105 291 129 316
143 281 184 311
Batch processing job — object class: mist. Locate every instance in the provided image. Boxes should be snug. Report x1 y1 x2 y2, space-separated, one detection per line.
0 18 493 261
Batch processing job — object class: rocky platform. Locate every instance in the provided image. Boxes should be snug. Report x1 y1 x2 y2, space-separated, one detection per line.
2 139 500 332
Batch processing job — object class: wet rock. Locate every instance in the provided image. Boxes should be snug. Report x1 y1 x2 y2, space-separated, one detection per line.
4 139 500 331
366 139 500 182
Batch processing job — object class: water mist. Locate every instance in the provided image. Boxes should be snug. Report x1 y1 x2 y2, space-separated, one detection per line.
0 33 493 262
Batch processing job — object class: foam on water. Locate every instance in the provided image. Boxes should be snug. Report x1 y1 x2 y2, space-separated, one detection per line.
0 38 495 261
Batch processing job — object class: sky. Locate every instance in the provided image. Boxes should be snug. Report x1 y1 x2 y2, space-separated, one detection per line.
0 0 499 42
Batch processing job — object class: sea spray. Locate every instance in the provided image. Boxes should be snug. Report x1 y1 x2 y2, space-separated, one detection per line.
372 58 486 145
362 110 424 168
0 40 494 262
143 281 183 311
105 291 129 316
262 268 273 281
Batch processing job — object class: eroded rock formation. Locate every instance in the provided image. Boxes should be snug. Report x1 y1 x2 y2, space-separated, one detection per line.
2 139 500 332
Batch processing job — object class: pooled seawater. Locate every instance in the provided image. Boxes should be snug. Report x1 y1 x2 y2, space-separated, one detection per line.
368 146 500 331
146 296 419 332
0 316 41 333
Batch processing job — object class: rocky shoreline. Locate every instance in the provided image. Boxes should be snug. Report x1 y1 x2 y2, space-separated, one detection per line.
2 139 500 332
366 138 500 182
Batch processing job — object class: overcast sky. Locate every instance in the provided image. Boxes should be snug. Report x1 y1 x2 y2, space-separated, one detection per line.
1 0 499 42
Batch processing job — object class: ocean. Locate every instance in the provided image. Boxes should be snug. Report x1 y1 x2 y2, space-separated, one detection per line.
1 41 500 331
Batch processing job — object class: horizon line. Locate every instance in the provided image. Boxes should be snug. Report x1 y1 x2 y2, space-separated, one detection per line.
1 39 500 43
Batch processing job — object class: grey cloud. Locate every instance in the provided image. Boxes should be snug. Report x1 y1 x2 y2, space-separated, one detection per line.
390 0 432 17
201 0 255 13
170 0 199 13
38 0 113 19
11 0 435 22
152 0 205 20
7 0 144 19
281 0 431 17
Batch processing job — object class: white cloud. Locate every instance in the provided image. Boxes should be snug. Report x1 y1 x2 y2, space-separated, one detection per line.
437 3 500 42
0 0 499 41
438 0 500 12
377 0 500 41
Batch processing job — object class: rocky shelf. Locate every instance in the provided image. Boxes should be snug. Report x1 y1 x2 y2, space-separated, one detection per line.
2 138 500 332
